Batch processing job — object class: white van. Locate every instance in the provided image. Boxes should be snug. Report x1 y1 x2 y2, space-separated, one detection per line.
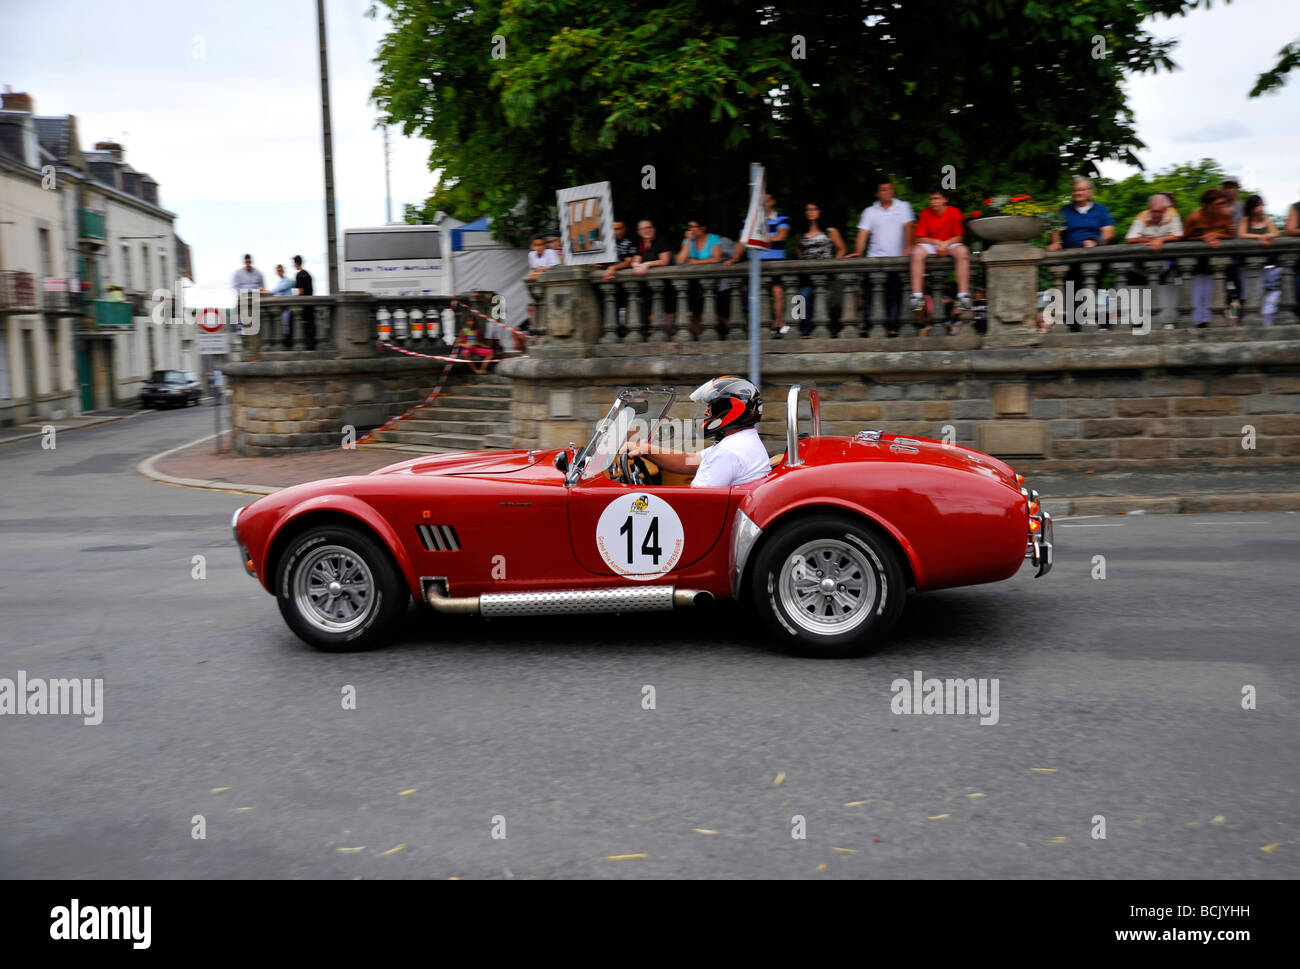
342 224 453 296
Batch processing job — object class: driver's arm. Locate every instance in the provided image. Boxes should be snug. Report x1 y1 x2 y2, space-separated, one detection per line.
628 442 698 475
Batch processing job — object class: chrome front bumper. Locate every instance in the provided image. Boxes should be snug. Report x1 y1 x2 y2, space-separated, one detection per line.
1026 509 1053 577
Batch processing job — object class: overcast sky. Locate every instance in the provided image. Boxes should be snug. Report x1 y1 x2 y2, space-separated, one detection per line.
3 0 1298 308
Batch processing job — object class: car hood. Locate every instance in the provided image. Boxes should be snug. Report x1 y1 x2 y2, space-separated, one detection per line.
370 448 550 476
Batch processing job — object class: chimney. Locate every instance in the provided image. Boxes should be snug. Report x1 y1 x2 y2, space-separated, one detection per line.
93 139 124 161
1 86 34 113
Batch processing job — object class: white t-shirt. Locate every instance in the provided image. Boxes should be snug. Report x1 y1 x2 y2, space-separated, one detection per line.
856 200 915 257
528 249 560 270
692 427 771 488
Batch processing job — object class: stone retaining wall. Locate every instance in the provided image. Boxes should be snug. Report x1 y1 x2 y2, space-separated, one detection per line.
499 329 1300 472
224 355 451 456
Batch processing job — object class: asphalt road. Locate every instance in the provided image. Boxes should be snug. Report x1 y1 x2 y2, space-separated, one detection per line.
1 405 1297 879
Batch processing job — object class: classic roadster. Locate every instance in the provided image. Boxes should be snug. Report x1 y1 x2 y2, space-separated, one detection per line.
231 385 1053 657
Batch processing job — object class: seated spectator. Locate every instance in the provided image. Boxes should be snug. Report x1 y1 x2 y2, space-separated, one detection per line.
1047 176 1114 251
455 317 494 374
1125 192 1183 329
1182 188 1235 327
795 202 846 336
909 187 971 332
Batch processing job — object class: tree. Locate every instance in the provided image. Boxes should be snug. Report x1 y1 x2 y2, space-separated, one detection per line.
369 0 1239 246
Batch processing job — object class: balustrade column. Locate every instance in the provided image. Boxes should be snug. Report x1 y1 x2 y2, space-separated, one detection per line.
647 280 668 342
866 268 887 338
839 272 862 338
1209 256 1230 326
598 282 620 343
1278 251 1298 323
1045 264 1068 328
926 260 947 337
700 278 720 340
1109 260 1132 329
1175 257 1197 328
810 274 832 338
1239 254 1265 326
671 279 692 342
726 283 746 341
625 282 645 343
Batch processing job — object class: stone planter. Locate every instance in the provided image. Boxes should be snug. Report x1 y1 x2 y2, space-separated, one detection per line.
968 215 1045 245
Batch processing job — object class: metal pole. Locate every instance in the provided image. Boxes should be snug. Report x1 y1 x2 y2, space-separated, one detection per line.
747 162 761 386
209 356 221 453
383 125 393 224
316 0 339 295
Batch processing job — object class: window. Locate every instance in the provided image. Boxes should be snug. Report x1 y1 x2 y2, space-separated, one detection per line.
142 244 150 291
345 231 441 261
37 227 52 278
121 243 131 290
0 323 10 399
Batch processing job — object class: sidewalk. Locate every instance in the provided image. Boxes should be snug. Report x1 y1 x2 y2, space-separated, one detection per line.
0 405 147 445
139 432 415 494
138 431 1300 513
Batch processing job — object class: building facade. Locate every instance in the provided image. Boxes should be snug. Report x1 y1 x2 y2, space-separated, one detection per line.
0 87 195 423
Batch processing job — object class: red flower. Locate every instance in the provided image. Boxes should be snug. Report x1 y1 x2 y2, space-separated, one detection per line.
968 210 982 218
984 198 993 205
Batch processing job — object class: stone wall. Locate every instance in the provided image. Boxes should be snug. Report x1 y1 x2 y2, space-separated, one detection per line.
499 328 1300 472
225 355 452 456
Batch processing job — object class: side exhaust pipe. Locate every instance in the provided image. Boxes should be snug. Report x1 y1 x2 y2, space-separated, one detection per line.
424 580 712 617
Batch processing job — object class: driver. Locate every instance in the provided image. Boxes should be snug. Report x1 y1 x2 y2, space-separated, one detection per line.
626 376 771 488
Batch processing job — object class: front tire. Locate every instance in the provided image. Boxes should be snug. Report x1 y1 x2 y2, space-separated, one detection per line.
751 514 906 658
275 524 409 651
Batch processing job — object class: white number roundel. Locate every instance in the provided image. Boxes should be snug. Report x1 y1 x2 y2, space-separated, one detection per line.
595 493 685 580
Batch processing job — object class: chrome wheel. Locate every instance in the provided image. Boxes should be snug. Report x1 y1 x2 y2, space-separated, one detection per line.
777 539 876 636
293 544 375 633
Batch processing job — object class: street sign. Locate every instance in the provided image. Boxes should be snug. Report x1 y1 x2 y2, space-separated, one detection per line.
197 309 230 355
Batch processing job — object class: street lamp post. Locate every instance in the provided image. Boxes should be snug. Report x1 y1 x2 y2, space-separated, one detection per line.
316 0 339 296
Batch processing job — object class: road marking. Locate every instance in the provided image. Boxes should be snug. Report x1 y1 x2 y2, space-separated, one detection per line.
1058 522 1126 528
1055 515 1103 521
1191 521 1266 526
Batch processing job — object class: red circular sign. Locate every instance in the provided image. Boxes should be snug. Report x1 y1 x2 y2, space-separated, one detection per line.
197 309 224 332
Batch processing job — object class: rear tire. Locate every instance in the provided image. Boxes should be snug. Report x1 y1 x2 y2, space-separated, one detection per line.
750 514 906 658
275 524 409 652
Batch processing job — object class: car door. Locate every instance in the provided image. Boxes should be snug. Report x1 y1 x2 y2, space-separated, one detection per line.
567 475 733 579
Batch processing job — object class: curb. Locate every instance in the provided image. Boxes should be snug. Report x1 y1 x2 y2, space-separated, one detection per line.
136 433 281 496
1041 493 1300 516
0 407 151 446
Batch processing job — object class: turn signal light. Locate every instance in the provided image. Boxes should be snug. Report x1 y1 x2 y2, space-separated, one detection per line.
246 558 255 574
1016 474 1025 487
1028 501 1040 516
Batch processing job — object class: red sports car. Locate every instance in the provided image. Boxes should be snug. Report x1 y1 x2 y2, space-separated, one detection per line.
231 385 1053 657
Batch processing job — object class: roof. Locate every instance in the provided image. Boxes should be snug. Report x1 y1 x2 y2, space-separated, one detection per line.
33 116 70 162
450 216 491 251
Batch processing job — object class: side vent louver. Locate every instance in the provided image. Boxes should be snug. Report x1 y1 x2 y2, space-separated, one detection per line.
416 524 461 551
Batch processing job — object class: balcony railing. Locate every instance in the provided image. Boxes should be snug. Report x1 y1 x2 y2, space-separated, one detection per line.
532 237 1300 344
89 299 133 327
0 270 37 311
78 208 106 241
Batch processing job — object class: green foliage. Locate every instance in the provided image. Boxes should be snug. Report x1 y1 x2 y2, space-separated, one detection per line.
1250 38 1300 97
369 0 1247 246
1088 159 1257 235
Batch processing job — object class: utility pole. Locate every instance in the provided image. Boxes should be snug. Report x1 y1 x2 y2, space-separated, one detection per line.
383 125 393 224
316 0 339 295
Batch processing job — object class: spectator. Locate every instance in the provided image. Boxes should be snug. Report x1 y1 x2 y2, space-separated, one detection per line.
546 235 564 263
455 317 493 375
1286 192 1300 317
909 187 971 334
1182 188 1235 327
232 253 266 348
1046 176 1115 251
842 177 915 336
292 255 315 350
271 263 293 341
1125 193 1183 329
629 219 675 331
795 202 846 336
971 287 988 335
1237 194 1277 244
601 220 638 281
526 235 560 282
677 218 723 334
1221 178 1245 315
727 193 791 335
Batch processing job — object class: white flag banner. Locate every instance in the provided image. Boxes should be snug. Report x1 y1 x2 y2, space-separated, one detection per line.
741 166 770 250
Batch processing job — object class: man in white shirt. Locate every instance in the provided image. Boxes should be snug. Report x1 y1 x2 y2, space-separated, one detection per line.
625 376 771 488
842 178 915 333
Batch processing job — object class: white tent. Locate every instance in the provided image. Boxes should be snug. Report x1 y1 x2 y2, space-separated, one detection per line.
448 216 532 332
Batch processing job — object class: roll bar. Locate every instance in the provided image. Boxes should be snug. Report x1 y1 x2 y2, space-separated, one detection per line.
785 383 820 467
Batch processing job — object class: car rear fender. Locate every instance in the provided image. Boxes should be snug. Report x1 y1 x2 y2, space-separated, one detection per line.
738 497 924 591
264 495 420 598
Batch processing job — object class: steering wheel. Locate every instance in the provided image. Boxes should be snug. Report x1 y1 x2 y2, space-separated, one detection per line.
616 448 653 486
